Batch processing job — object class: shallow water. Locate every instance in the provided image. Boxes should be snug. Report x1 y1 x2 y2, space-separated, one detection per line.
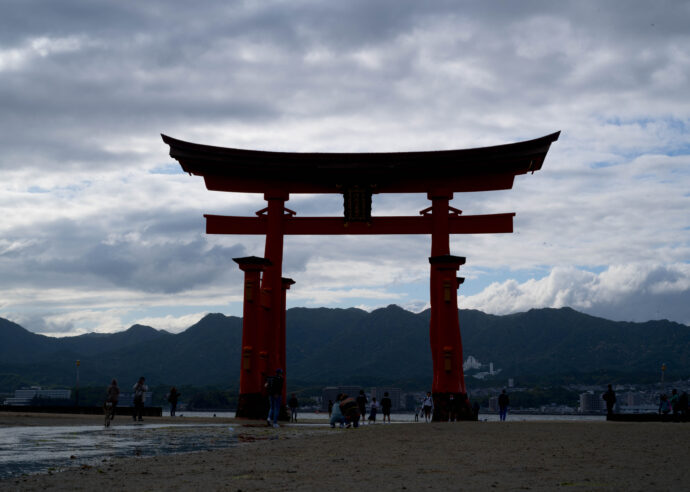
0 423 239 479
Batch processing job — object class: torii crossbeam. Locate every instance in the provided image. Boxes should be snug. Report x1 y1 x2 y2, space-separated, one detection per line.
163 131 559 421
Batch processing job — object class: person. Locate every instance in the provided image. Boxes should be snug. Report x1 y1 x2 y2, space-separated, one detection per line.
132 376 148 422
368 397 379 423
472 400 480 420
167 386 181 417
265 368 284 428
356 390 368 425
602 384 616 417
414 405 420 422
106 379 120 421
670 388 680 417
448 394 456 422
330 394 346 428
381 392 392 423
659 394 671 415
498 389 509 421
288 393 299 422
327 399 334 418
421 392 433 423
339 394 361 428
679 391 689 417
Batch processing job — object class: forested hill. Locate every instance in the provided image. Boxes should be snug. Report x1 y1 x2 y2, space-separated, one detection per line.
0 307 688 392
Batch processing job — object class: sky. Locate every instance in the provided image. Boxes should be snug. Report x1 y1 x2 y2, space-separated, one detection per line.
1 1 689 336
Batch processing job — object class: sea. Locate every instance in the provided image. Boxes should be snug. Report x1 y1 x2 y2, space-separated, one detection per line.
0 412 605 479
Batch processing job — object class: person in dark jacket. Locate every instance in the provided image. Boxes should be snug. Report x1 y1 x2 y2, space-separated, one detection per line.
603 384 616 417
498 389 509 421
167 386 181 417
356 390 368 425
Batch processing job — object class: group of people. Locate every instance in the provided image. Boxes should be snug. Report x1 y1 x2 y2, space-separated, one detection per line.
659 388 689 418
328 390 393 428
104 376 181 423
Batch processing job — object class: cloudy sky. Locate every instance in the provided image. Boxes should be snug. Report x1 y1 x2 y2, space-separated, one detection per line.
1 1 688 336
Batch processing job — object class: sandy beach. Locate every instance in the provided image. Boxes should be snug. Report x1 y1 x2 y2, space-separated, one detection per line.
1 412 689 491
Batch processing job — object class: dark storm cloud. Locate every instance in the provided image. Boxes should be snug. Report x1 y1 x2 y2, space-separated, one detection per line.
1 212 246 293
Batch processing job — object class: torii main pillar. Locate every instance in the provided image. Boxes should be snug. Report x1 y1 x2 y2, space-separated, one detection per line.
428 191 468 421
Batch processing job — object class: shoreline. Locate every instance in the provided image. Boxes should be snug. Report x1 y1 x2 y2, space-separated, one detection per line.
1 412 689 491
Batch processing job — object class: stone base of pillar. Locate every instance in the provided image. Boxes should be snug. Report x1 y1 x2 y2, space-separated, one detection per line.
235 394 291 421
432 392 477 422
235 393 269 420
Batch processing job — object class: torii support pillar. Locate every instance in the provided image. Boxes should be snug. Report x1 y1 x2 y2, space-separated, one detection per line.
234 256 271 419
278 277 295 420
429 255 467 421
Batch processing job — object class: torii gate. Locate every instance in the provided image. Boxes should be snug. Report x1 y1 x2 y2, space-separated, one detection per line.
162 131 559 421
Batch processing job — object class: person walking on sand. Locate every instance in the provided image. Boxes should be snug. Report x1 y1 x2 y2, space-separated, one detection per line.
602 384 616 417
167 386 181 417
422 392 433 423
381 392 392 423
288 393 299 422
265 368 284 428
106 379 119 421
132 377 148 422
356 390 368 425
498 389 509 421
368 397 379 423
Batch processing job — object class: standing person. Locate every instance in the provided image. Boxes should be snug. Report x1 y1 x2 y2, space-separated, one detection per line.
498 389 509 421
167 387 181 417
288 393 299 422
265 368 284 428
602 384 616 417
421 392 433 423
106 379 120 421
132 377 148 422
670 388 680 417
368 397 379 423
414 405 420 422
356 390 368 425
381 392 392 423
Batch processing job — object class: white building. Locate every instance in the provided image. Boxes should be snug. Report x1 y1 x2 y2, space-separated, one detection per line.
3 387 71 406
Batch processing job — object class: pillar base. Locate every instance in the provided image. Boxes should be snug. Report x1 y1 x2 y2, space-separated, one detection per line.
235 393 291 421
235 393 269 420
432 392 477 422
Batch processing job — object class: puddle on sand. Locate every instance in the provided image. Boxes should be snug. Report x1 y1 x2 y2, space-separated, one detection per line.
0 423 239 479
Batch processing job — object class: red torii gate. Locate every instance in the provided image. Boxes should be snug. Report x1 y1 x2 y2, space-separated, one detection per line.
162 131 559 421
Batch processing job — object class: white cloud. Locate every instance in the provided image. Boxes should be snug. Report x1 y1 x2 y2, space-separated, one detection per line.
460 264 690 325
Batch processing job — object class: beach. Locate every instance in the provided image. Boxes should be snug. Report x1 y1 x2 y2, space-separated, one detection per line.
1 412 689 491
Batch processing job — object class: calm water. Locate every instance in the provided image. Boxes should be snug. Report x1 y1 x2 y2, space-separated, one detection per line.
0 423 239 479
0 413 605 479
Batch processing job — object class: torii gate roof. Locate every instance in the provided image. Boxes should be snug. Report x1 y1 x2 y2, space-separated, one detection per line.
162 131 559 194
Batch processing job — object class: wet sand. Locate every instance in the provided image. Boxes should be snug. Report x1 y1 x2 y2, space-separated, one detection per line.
1 412 689 491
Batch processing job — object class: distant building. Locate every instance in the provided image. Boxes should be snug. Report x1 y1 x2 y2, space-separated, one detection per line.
579 391 606 413
3 387 71 406
488 396 499 412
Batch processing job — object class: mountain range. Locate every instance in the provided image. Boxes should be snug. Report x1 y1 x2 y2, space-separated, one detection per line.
1 306 688 392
